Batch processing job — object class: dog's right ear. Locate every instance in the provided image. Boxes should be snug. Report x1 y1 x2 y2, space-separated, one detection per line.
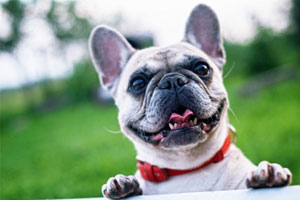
89 25 135 95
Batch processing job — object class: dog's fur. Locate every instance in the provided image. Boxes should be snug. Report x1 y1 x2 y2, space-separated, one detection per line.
89 4 292 199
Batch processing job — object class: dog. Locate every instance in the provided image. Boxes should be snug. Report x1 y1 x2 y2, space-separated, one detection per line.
89 4 292 199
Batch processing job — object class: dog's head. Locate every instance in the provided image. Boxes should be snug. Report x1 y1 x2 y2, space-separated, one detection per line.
89 4 228 151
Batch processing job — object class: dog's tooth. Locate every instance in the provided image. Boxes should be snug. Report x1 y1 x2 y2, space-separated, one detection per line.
174 123 177 129
215 113 220 120
169 123 174 130
202 122 211 132
200 122 205 129
193 118 197 125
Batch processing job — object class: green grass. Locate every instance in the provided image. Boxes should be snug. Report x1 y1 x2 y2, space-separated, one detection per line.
1 103 136 199
227 78 300 179
1 78 300 199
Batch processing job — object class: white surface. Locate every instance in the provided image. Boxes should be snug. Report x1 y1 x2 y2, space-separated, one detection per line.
54 185 300 200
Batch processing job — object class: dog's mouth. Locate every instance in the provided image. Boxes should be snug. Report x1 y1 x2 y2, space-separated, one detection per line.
129 100 226 146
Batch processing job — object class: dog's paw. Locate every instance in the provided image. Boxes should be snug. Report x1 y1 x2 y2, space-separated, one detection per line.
102 174 142 199
246 161 292 189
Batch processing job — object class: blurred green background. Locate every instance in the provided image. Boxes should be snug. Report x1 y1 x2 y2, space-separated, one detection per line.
0 0 300 199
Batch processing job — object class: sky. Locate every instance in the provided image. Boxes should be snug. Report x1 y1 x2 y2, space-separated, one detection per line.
0 0 291 89
78 0 290 44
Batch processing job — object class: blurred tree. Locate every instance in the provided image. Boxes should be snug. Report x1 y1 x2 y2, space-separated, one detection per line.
290 0 300 45
66 60 98 102
46 1 92 42
42 1 95 104
0 0 96 121
245 27 279 75
0 0 25 51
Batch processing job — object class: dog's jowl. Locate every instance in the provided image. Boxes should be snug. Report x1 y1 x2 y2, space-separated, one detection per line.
89 4 292 199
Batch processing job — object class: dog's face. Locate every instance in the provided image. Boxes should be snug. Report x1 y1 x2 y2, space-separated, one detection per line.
89 4 228 151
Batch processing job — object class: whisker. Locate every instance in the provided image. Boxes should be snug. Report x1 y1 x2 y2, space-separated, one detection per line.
223 62 235 80
104 127 122 134
228 107 239 124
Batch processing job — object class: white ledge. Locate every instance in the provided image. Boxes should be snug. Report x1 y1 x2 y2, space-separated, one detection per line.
54 185 300 200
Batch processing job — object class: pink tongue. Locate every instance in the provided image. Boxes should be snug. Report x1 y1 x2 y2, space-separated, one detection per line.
168 109 194 123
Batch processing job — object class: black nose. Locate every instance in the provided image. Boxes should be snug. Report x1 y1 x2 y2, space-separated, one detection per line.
158 74 189 90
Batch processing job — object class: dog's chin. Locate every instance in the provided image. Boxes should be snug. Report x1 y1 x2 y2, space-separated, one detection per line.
128 99 226 149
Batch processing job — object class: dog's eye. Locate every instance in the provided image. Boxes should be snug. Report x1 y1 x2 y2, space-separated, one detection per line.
131 77 146 92
194 62 210 76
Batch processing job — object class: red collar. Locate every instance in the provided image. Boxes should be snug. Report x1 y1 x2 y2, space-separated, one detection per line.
137 132 232 182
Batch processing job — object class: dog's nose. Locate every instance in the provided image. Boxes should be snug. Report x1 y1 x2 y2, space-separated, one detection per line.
158 74 189 90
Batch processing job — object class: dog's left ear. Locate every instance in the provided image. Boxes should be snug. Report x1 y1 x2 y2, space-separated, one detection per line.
184 4 225 68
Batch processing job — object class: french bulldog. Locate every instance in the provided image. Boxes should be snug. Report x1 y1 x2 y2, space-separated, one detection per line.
89 4 292 199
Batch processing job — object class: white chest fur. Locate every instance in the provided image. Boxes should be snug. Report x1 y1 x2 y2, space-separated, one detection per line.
136 145 256 195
